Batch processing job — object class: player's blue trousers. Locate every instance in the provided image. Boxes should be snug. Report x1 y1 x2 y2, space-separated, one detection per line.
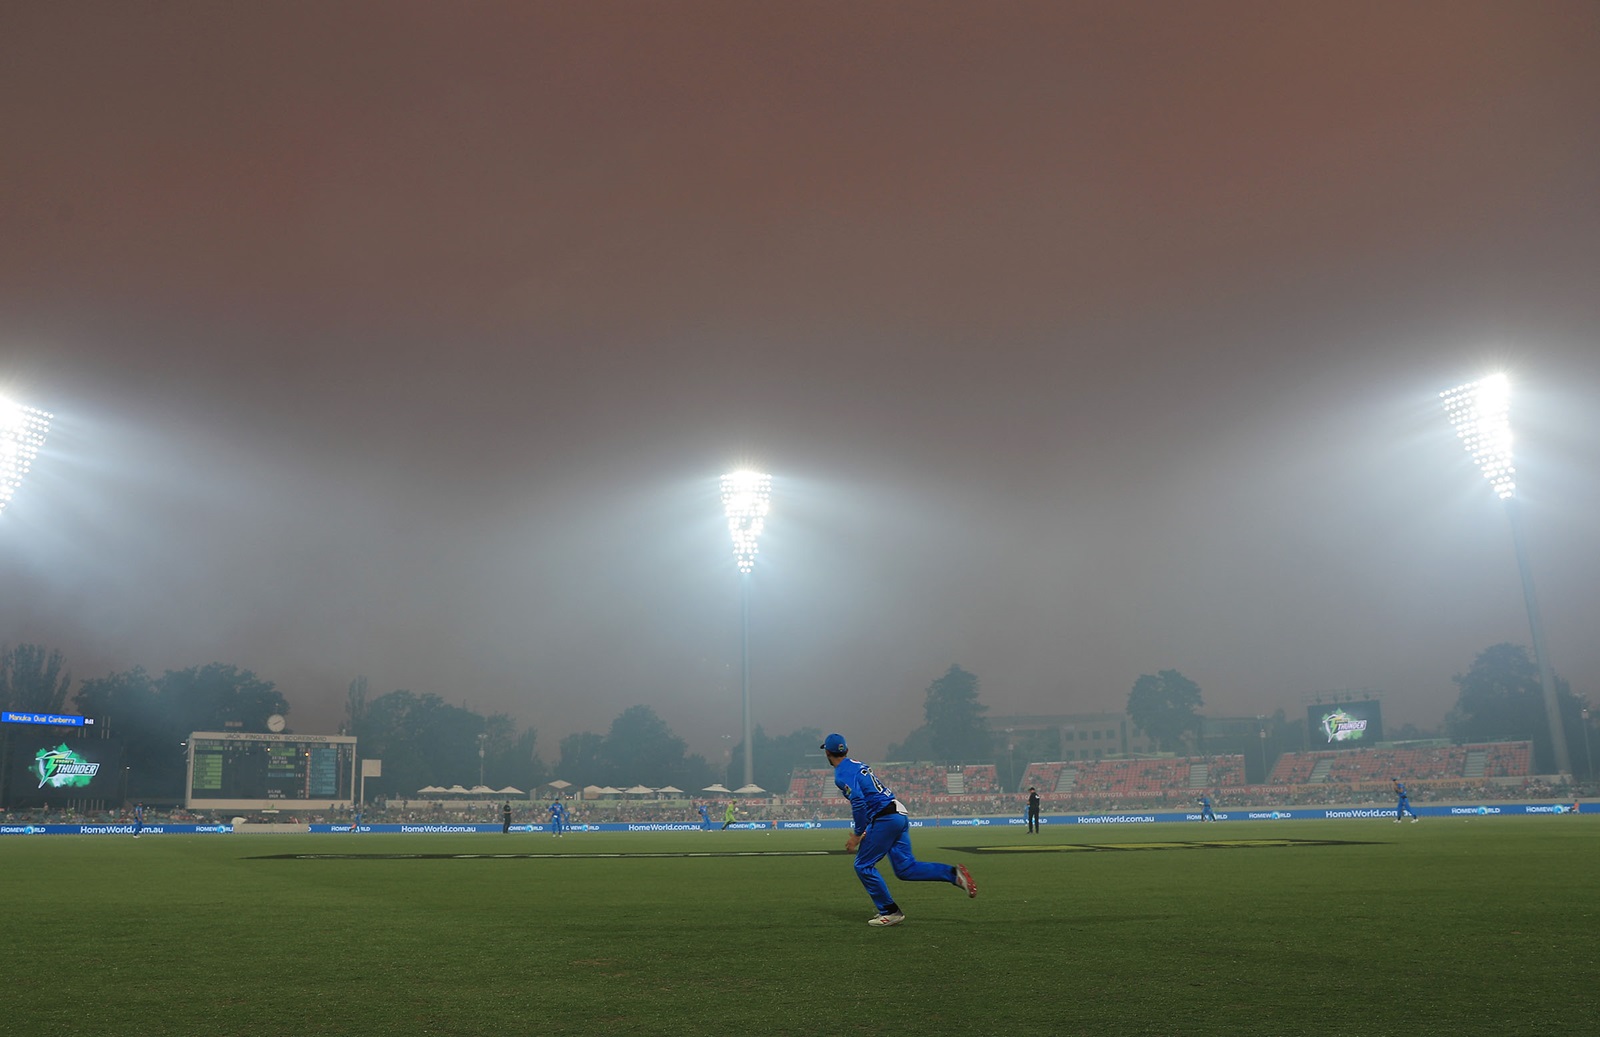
854 811 956 913
1396 799 1415 819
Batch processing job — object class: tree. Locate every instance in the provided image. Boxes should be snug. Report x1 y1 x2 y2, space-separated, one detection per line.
556 731 606 787
498 727 549 791
922 664 990 763
885 725 934 762
599 705 689 787
159 664 288 734
355 690 487 797
1447 643 1585 776
1 643 73 713
70 663 288 800
725 725 823 793
553 708 713 790
73 667 161 798
1127 669 1203 752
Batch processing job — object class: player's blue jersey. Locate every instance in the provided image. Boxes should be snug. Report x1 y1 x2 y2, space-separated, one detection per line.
832 757 898 835
698 805 711 821
550 802 566 819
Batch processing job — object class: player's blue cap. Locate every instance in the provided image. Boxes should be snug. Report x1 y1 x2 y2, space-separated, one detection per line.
821 733 848 754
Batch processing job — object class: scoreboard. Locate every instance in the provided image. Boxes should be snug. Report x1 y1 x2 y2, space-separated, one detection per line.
186 731 357 810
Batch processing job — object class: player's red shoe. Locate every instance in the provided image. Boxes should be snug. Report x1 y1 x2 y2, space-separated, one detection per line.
955 864 978 898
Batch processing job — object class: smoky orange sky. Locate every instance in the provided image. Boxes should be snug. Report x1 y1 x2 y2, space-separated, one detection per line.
3 1 1597 764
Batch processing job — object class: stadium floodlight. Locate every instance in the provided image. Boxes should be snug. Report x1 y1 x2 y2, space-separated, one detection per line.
0 396 52 517
1439 373 1571 777
1441 372 1516 499
721 469 772 788
721 470 771 574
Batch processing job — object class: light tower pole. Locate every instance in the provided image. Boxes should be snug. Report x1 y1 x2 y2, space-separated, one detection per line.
1582 708 1593 781
0 397 52 809
721 470 771 790
1441 373 1571 778
1 396 52 517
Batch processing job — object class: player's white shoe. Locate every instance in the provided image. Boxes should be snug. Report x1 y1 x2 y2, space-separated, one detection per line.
955 864 978 898
867 911 905 927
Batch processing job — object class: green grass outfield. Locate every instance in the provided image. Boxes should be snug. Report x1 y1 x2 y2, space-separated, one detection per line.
4 817 1596 1036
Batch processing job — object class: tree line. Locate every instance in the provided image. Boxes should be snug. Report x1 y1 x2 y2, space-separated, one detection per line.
1 641 1590 808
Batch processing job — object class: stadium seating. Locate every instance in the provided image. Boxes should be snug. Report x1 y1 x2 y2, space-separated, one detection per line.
1483 742 1532 777
1020 762 1065 793
778 745 1534 810
1268 742 1533 785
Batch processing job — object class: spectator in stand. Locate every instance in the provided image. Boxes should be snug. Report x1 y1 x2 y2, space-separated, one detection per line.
1026 787 1041 834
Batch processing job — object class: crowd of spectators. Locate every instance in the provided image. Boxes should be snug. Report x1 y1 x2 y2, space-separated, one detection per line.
1268 742 1535 784
8 777 1591 829
6 741 1582 826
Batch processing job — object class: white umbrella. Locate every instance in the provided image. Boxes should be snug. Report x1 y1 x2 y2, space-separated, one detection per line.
702 783 734 794
497 786 524 795
734 784 767 795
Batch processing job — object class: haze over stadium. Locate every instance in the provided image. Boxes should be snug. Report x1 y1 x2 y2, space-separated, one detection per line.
1 1 1597 767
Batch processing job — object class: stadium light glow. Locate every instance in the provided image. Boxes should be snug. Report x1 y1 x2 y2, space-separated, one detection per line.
1438 372 1570 777
720 469 772 789
720 470 771 574
1440 372 1516 499
0 396 52 517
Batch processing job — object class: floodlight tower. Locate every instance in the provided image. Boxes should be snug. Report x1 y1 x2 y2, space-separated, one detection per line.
721 469 771 789
0 396 52 517
1440 373 1571 777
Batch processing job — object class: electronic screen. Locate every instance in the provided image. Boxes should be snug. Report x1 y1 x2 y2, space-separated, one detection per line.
186 732 356 808
4 731 124 806
1307 701 1384 746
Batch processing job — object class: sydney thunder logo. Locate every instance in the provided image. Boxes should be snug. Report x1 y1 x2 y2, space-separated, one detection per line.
34 744 101 789
1319 710 1368 743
